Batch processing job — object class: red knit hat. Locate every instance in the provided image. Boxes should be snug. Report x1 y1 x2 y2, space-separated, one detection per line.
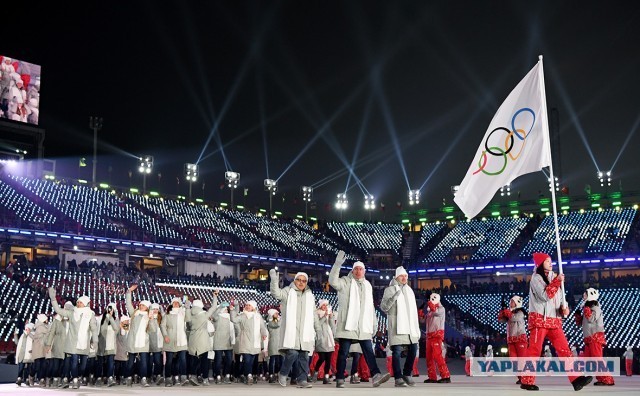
533 252 551 267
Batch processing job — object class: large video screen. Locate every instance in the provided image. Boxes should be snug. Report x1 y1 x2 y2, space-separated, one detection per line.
0 55 41 125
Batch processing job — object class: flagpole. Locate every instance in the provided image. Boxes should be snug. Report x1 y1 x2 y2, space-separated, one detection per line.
538 55 566 306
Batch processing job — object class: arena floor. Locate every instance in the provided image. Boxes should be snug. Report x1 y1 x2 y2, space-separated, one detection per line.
0 375 637 395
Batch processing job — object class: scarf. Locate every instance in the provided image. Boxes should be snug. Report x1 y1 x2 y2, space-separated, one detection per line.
134 311 149 348
394 284 420 339
318 310 335 349
282 287 315 349
74 307 93 350
345 277 374 334
219 312 236 345
170 308 188 347
207 320 215 351
106 320 116 351
17 333 33 362
244 311 261 349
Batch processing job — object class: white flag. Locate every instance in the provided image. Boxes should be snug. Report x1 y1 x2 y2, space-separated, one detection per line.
454 60 551 219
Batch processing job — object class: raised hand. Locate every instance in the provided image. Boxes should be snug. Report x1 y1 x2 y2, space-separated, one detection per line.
334 250 346 266
128 284 138 292
269 268 278 279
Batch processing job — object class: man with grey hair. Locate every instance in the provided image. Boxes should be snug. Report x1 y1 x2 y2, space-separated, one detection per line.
380 266 419 387
329 251 390 388
269 269 317 388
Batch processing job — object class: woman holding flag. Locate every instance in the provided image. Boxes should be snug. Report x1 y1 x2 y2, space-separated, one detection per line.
519 253 592 391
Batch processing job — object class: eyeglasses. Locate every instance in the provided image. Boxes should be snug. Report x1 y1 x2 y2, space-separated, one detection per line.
294 278 307 283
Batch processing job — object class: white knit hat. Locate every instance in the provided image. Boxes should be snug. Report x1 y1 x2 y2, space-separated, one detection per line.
25 323 35 330
192 300 204 309
77 296 91 306
294 272 308 281
150 303 160 310
171 297 182 305
353 261 365 270
245 300 258 310
120 315 130 322
395 266 408 278
267 309 278 318
64 301 74 310
318 299 329 307
139 300 152 308
37 314 48 323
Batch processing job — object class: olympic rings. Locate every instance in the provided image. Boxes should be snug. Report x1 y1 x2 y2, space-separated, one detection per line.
472 107 536 176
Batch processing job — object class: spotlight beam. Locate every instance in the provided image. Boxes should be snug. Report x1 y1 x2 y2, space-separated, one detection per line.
610 113 640 172
313 104 464 189
145 6 218 127
256 64 270 179
195 6 278 167
275 80 367 182
547 59 601 172
345 93 374 197
371 63 411 190
267 41 369 192
177 3 218 126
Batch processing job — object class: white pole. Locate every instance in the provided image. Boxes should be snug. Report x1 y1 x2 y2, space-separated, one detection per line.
538 55 566 305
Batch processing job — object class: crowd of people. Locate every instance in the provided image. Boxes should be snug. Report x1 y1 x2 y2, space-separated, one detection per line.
0 56 40 124
9 250 453 390
6 249 639 391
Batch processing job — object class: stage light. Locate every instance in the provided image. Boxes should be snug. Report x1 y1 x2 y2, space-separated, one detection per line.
138 155 153 193
335 193 348 210
548 176 559 192
138 155 153 174
184 163 198 182
301 186 313 202
597 170 612 187
364 194 375 210
408 189 420 205
264 179 278 214
264 179 278 195
500 183 511 196
301 186 313 220
225 171 240 188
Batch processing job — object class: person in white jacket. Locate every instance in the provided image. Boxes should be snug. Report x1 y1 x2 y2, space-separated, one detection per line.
329 251 391 388
14 323 35 386
269 269 318 388
48 288 99 390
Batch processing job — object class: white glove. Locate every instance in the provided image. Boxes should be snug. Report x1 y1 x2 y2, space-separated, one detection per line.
334 251 346 266
269 269 277 279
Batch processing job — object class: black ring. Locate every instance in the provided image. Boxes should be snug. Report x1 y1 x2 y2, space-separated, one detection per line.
485 127 513 157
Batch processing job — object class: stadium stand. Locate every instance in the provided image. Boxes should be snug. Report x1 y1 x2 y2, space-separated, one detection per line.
520 208 637 258
326 221 404 254
424 217 529 263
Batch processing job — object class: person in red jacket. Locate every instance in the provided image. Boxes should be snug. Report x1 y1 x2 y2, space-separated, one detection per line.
520 253 592 391
575 288 614 386
498 295 527 384
623 347 633 376
423 293 450 383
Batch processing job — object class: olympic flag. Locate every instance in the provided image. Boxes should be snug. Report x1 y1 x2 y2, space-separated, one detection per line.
454 59 551 219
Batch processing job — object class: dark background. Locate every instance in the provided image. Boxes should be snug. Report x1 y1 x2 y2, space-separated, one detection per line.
3 1 639 220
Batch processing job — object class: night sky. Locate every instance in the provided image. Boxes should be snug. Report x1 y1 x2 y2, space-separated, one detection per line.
4 1 640 220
